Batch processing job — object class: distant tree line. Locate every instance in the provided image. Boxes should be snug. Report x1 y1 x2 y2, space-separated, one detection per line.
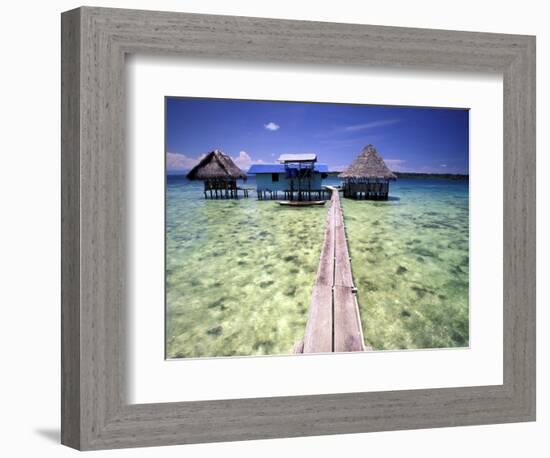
327 171 468 180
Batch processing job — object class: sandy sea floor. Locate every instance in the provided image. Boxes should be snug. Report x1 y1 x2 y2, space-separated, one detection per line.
166 177 469 358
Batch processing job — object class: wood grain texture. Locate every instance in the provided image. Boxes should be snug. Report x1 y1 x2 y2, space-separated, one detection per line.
331 191 364 352
333 205 354 288
61 7 81 450
303 284 333 353
61 6 536 450
333 286 365 352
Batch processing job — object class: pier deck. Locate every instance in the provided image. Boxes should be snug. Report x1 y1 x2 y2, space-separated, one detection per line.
297 187 365 353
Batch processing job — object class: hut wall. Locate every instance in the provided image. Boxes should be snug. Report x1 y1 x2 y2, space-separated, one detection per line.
343 179 390 200
255 173 323 192
255 173 287 192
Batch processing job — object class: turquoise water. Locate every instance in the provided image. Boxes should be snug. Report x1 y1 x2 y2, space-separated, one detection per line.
166 176 469 358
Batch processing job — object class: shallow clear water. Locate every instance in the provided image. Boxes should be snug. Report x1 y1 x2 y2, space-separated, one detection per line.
166 176 327 358
166 176 469 358
341 179 469 350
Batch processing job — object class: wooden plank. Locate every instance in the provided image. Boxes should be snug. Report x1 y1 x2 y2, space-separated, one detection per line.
303 187 365 353
302 193 335 353
333 286 365 352
303 284 333 353
333 195 355 288
334 226 354 287
331 190 364 350
316 204 335 287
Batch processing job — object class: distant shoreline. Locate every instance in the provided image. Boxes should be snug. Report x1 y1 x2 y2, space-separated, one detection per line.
167 171 469 180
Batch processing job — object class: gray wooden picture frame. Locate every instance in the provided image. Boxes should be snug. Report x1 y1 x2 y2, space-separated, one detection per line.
61 6 536 451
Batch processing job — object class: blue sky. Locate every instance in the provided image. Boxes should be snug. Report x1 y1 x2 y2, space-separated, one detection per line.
166 97 469 174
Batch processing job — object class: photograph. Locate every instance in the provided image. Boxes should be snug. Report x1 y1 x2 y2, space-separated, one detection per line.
165 97 470 359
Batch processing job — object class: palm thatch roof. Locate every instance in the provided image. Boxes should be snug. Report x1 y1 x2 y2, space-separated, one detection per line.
339 145 397 180
186 150 247 181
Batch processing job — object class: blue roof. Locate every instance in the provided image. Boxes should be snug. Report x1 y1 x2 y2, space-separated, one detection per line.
248 163 329 174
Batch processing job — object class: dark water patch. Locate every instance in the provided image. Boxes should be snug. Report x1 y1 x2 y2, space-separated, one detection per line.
400 309 411 317
253 340 275 352
438 221 459 230
412 247 437 258
172 235 194 243
416 256 425 263
289 268 300 275
284 286 297 296
446 279 468 290
259 280 275 288
237 260 247 267
411 285 431 299
206 325 223 336
208 298 227 310
451 331 467 346
258 230 270 238
421 223 441 229
364 280 379 292
283 255 298 263
396 265 408 275
449 265 464 275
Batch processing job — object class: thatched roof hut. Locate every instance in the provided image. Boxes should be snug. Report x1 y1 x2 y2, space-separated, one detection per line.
186 150 247 199
339 144 397 181
186 149 247 181
339 145 396 200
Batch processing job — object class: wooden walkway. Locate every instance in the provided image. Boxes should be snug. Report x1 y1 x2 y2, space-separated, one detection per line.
295 187 365 354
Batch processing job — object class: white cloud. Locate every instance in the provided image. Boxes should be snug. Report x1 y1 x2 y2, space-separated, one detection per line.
384 159 406 171
232 151 264 170
166 152 205 171
343 119 399 132
440 164 448 168
264 122 280 131
331 165 348 172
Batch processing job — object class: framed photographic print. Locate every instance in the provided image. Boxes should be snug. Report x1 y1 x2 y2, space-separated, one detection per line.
164 98 469 359
61 6 536 450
